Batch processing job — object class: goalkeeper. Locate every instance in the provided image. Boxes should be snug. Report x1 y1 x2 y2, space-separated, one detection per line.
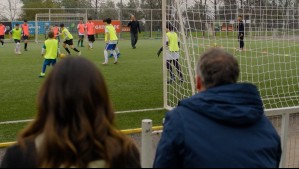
157 24 183 84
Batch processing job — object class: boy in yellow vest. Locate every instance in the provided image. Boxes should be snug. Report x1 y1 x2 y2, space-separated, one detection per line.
103 18 118 65
157 24 183 84
9 24 22 55
60 23 81 56
39 32 59 78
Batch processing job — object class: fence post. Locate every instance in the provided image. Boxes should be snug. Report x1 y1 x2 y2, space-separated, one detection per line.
141 119 153 168
280 112 290 168
151 9 153 39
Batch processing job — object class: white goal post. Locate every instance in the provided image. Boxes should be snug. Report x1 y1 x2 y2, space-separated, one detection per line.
35 13 87 43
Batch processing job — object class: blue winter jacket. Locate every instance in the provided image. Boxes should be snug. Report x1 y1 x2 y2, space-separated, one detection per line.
154 83 281 168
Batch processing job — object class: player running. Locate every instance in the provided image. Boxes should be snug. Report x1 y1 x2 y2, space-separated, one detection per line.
21 20 30 51
103 18 118 65
0 22 6 47
9 24 22 55
39 31 59 78
60 24 81 56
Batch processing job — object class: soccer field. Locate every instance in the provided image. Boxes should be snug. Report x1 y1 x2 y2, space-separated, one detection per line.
1 37 299 143
0 39 166 142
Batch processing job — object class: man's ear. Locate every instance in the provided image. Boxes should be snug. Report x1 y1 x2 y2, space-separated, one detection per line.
196 76 204 92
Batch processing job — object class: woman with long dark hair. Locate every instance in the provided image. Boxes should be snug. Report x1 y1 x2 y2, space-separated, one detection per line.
1 57 141 168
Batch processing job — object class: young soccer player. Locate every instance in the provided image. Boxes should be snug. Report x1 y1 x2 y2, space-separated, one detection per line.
157 24 183 84
238 16 245 51
60 24 81 56
77 19 85 47
39 32 59 78
22 20 30 51
0 22 6 47
103 18 118 65
9 24 22 55
53 24 60 42
85 17 95 49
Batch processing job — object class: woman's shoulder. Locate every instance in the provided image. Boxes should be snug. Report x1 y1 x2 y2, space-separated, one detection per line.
1 141 38 168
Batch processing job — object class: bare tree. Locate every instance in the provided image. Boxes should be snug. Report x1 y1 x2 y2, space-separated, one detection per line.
2 0 23 21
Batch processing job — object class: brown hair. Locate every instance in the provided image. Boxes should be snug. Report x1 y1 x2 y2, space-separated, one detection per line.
197 48 240 89
48 31 54 39
19 57 140 168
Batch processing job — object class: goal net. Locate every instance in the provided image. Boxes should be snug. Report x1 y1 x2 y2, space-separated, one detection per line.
163 0 299 110
35 13 87 43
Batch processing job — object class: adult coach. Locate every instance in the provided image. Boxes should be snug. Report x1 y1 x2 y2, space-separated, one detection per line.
85 17 96 50
128 15 141 49
22 20 30 51
154 49 281 168
238 16 245 51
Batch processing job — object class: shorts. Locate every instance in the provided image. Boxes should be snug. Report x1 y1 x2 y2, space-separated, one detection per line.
22 36 29 40
79 35 85 39
14 39 21 43
166 51 180 60
64 39 74 46
43 59 57 66
0 35 4 39
105 43 117 51
88 35 95 42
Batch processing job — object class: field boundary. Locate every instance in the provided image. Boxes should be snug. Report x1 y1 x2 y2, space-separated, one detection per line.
0 126 164 149
0 108 165 125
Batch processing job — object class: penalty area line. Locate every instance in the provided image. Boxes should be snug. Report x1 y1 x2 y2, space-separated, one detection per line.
0 108 166 125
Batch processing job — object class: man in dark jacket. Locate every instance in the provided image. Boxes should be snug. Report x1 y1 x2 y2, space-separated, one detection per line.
154 49 282 168
238 16 245 51
128 15 141 49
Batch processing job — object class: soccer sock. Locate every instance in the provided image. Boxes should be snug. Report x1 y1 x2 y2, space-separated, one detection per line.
89 42 93 48
167 61 174 79
81 39 84 46
78 40 81 47
113 50 118 62
24 43 27 50
115 47 120 54
0 40 3 45
73 48 80 53
104 50 109 63
65 48 71 54
16 43 20 53
174 60 183 79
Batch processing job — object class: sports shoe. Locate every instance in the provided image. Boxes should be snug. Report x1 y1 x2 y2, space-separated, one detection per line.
114 61 118 64
102 62 108 65
78 51 82 56
39 73 46 78
18 52 22 55
179 78 184 83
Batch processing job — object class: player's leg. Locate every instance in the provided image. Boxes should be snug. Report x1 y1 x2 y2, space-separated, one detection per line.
63 41 71 55
134 33 138 48
103 44 109 64
166 60 175 84
15 40 21 54
174 59 183 82
81 35 85 47
24 37 28 51
77 35 81 47
240 36 245 50
40 59 49 77
131 33 135 48
0 36 4 47
112 44 118 64
69 40 81 55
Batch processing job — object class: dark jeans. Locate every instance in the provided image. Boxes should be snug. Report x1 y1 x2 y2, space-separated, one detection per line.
131 32 138 48
238 33 245 49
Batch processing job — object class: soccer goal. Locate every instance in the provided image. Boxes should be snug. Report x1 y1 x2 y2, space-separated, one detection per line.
162 0 299 111
35 13 87 43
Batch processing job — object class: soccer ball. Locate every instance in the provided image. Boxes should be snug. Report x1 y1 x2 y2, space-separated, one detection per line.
59 53 66 59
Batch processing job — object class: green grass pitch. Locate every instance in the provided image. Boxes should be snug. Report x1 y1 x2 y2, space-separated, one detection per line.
1 37 299 143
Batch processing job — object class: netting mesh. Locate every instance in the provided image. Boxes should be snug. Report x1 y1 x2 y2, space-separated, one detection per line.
164 0 299 110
